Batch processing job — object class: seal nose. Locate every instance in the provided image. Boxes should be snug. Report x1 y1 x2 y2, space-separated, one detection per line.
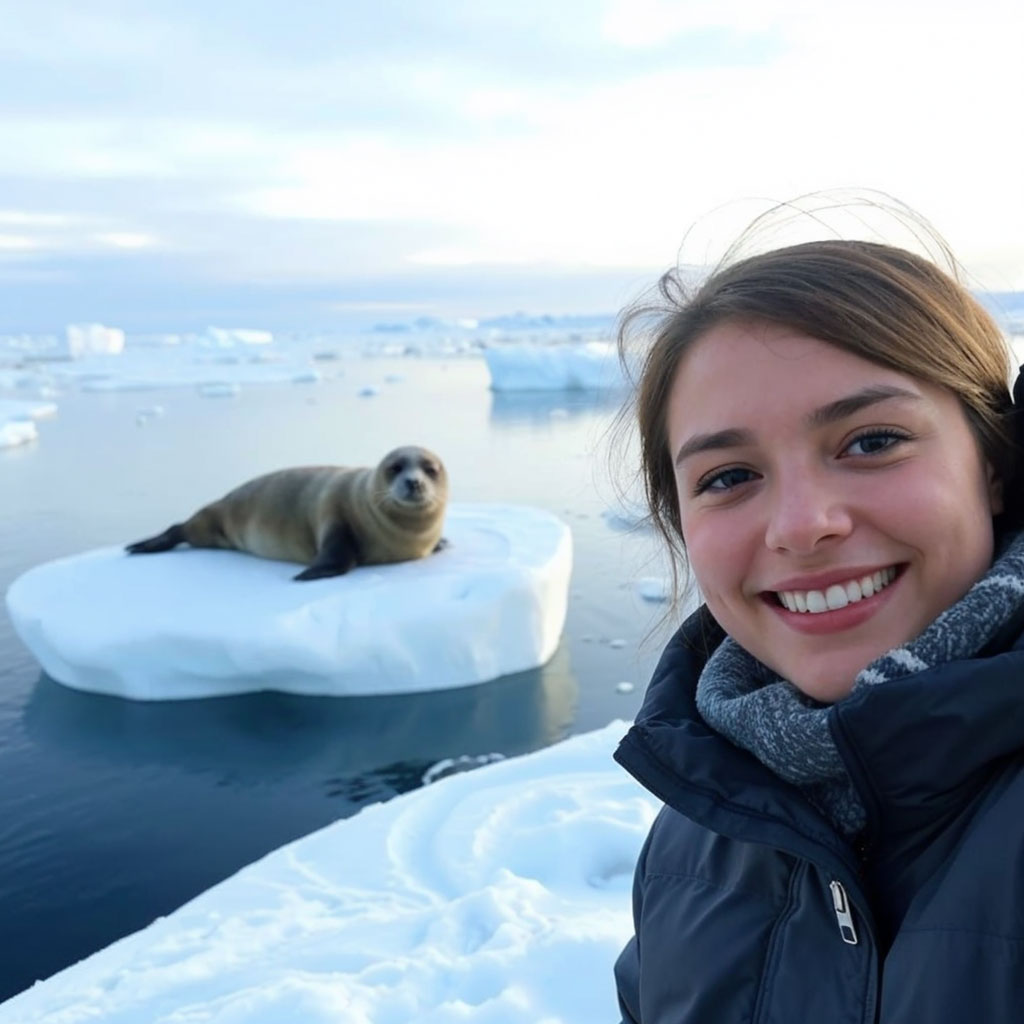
404 476 424 499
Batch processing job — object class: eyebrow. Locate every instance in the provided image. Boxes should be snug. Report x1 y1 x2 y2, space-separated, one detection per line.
673 385 921 467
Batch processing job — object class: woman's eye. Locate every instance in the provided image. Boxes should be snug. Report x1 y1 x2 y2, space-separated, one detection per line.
695 467 755 494
844 430 908 457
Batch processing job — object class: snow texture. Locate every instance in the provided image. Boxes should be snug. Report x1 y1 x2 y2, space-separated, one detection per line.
0 722 655 1024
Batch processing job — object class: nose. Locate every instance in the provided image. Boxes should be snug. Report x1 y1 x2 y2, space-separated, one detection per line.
404 475 424 498
763 469 853 554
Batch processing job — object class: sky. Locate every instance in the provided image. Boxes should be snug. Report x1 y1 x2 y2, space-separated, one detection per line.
1 0 1022 333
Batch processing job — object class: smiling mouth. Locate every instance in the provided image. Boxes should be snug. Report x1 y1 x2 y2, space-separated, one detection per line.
774 566 899 614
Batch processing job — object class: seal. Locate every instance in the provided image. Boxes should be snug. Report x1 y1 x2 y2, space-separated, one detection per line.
125 445 449 580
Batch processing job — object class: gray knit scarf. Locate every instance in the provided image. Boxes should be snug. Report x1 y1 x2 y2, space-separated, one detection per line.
695 532 1024 837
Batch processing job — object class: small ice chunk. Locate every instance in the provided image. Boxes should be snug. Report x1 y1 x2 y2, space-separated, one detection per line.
0 419 37 448
616 681 635 694
422 752 505 785
635 577 671 603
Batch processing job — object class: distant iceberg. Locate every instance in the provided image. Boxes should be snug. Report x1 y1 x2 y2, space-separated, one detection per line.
65 324 125 359
483 341 626 392
201 327 274 347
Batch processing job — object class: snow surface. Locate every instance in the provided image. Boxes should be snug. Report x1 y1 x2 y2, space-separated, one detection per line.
6 503 573 700
483 342 625 392
0 722 654 1024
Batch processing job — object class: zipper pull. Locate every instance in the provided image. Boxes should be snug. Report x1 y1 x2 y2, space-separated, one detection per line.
829 880 859 945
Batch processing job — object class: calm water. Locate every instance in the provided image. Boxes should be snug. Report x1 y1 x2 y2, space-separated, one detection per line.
0 357 673 1002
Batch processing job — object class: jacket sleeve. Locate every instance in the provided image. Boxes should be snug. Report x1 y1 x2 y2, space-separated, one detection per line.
614 822 654 1023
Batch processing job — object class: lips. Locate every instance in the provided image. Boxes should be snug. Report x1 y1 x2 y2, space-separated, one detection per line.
775 566 898 614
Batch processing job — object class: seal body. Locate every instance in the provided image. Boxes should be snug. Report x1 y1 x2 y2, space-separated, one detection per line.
126 446 449 580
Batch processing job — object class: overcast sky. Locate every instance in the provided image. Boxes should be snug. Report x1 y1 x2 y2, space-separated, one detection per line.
1 0 1022 332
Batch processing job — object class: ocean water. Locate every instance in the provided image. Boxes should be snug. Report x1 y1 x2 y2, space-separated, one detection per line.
0 356 677 1002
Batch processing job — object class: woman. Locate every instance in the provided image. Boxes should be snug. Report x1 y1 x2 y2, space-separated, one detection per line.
613 237 1024 1022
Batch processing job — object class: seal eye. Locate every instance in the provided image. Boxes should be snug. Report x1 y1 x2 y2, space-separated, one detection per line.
387 460 405 479
422 463 439 480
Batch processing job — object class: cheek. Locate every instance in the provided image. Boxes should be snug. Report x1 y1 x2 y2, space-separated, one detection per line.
678 508 751 604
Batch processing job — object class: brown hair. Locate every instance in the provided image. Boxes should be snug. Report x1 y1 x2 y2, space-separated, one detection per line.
617 238 1017 601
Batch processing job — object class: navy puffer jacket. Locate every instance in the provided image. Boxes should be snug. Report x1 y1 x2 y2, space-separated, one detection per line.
614 605 1024 1023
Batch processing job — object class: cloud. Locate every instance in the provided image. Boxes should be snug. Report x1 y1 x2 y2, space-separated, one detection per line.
0 0 1021 329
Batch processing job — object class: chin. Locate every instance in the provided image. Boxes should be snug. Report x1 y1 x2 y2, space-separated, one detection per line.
789 675 858 705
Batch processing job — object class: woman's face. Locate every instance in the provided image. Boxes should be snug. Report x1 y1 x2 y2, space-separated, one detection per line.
667 319 1002 702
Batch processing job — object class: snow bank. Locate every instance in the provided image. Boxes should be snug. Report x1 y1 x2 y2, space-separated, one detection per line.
5 503 573 700
0 722 654 1024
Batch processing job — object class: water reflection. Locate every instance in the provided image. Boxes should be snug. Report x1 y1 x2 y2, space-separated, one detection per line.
23 644 580 795
487 388 624 426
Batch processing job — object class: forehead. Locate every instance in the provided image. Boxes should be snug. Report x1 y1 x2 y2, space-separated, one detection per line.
666 320 928 443
385 446 439 466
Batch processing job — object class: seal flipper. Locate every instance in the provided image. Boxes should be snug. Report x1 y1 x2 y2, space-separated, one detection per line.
432 537 450 554
293 522 361 581
126 524 187 555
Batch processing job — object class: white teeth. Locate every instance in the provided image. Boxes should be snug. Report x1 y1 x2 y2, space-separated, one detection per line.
777 566 898 615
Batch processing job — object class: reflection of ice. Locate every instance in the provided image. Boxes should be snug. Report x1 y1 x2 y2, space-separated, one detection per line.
197 381 241 398
22 642 579 786
488 387 623 425
3 719 653 1024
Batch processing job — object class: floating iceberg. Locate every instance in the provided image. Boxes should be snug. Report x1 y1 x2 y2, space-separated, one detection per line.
0 722 654 1024
5 504 573 700
483 342 625 392
201 327 274 347
0 418 37 448
65 323 125 358
0 398 57 422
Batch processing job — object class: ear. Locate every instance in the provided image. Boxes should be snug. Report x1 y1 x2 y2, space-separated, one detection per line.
987 461 1004 516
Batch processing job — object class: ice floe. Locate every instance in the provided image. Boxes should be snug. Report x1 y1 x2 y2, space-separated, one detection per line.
6 504 573 700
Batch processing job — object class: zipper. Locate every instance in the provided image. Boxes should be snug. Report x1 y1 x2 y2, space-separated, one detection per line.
829 880 859 945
